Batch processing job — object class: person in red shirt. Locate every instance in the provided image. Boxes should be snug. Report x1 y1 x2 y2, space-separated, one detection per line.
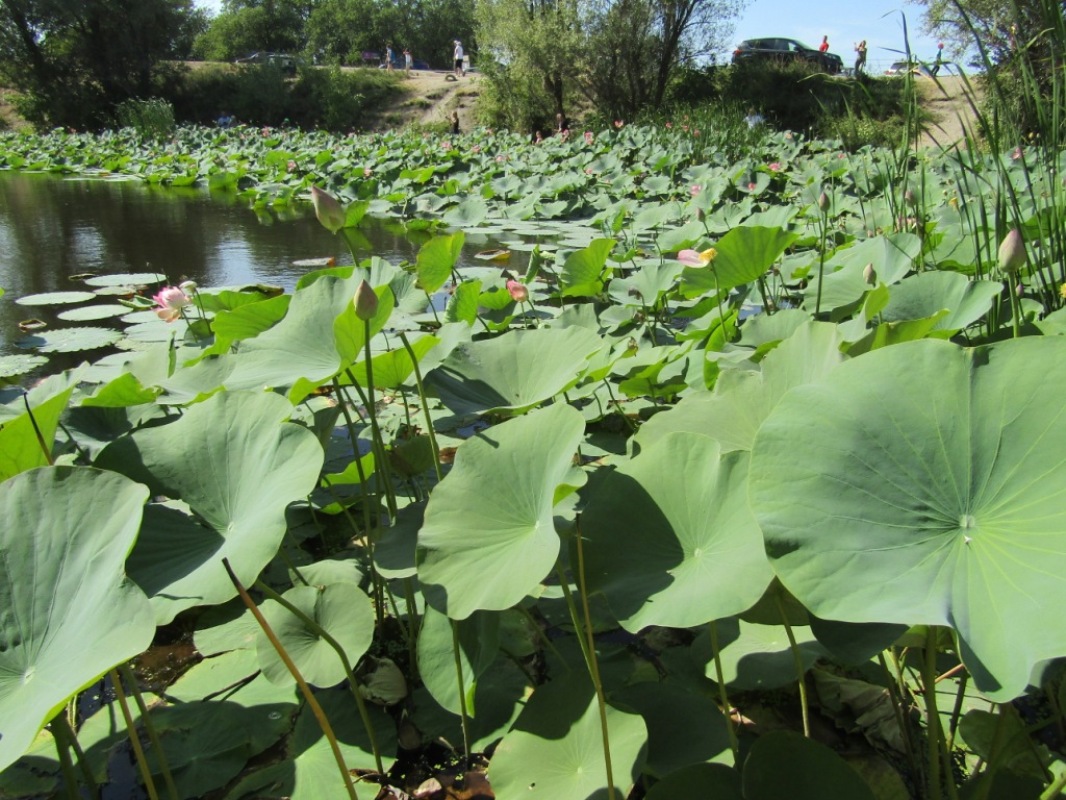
819 35 829 53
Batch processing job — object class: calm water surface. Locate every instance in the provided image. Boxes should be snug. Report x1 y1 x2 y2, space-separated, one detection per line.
0 172 521 360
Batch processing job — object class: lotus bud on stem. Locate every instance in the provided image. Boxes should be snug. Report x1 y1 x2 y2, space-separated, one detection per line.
998 229 1026 338
863 263 877 285
353 280 379 321
311 186 346 235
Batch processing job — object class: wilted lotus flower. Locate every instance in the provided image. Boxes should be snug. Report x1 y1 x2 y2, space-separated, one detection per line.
677 248 717 267
311 186 345 235
353 280 378 321
997 229 1026 274
506 279 529 303
153 286 190 322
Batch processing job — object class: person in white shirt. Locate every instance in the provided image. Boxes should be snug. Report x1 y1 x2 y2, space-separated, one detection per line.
453 40 465 77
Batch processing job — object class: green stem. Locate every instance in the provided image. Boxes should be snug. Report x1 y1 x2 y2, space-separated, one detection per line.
398 331 443 483
815 208 829 316
1006 278 1023 338
923 628 945 800
1040 769 1066 800
450 620 473 765
22 393 54 466
223 560 360 799
574 525 617 800
119 664 178 800
332 378 374 539
880 650 920 781
775 594 810 738
50 713 98 800
348 361 397 520
708 620 740 762
252 578 384 775
110 669 161 800
50 716 82 800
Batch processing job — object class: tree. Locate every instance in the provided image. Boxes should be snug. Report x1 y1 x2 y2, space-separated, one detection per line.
193 0 313 60
0 0 199 127
914 0 1064 61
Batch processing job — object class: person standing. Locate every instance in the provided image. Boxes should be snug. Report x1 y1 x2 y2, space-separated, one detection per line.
403 48 413 76
453 40 465 77
385 43 395 71
854 40 867 75
819 35 829 53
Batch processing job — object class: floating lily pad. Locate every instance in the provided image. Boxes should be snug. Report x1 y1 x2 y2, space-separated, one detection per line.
92 285 138 296
56 304 132 322
83 272 166 287
17 326 123 353
15 291 96 306
0 354 48 379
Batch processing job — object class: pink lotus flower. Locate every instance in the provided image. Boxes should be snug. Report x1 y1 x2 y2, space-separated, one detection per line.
748 182 757 191
665 122 673 129
769 162 781 171
614 120 624 128
506 280 528 303
677 248 717 267
442 140 452 150
1011 146 1023 160
472 145 481 153
496 155 506 163
693 130 700 137
584 131 594 144
153 286 191 322
363 167 373 177
690 185 702 197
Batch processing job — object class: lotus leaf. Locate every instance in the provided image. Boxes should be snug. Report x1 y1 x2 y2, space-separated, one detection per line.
880 270 1002 332
15 290 97 306
682 226 799 296
0 467 154 772
17 325 123 352
417 606 500 716
95 390 324 624
56 303 132 321
0 353 48 379
583 434 772 630
742 730 876 799
751 337 1066 700
257 582 375 687
644 763 742 799
0 368 81 480
418 402 585 619
488 673 648 798
426 327 602 416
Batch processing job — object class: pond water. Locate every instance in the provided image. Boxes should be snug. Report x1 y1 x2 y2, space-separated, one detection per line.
0 172 527 363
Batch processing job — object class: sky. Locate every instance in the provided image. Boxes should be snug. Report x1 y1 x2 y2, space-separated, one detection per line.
193 0 947 73
728 0 944 71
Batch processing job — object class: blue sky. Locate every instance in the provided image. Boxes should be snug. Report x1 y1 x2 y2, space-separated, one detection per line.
729 0 943 70
194 0 946 72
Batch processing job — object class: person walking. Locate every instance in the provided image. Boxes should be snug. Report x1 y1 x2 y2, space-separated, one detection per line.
453 40 465 77
930 42 944 76
819 35 829 53
854 40 867 75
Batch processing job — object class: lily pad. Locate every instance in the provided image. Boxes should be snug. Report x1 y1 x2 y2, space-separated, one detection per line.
0 354 48 379
15 290 96 306
83 272 167 287
16 326 123 353
56 303 132 322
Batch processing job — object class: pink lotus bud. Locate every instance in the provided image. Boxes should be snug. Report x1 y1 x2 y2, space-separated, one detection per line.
818 192 829 212
506 279 528 303
353 280 378 321
997 229 1026 274
311 186 346 234
863 264 877 285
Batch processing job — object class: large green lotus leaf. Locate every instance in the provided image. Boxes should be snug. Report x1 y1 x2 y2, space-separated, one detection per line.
561 238 614 297
417 606 500 716
224 686 396 799
222 273 364 399
583 435 772 630
425 327 602 417
742 730 876 800
681 226 799 296
82 272 166 288
257 582 375 687
488 673 648 799
56 303 132 321
706 619 828 691
0 467 154 772
750 337 1066 700
802 233 921 314
635 321 844 454
95 391 324 624
17 325 123 353
645 764 742 799
15 290 97 306
417 403 585 619
614 681 732 777
0 368 80 481
0 353 48 379
881 271 1001 332
417 231 466 294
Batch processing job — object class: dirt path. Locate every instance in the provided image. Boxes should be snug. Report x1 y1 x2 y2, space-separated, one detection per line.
374 70 482 133
917 74 984 149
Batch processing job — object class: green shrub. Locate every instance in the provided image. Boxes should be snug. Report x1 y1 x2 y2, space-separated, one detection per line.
115 98 176 138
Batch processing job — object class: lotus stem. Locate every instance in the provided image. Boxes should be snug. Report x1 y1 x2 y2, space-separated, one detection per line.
708 620 740 762
119 663 179 800
50 713 98 800
573 525 618 800
252 577 385 775
946 670 969 750
883 648 923 785
922 627 945 800
815 203 829 316
774 594 810 739
22 393 54 466
223 560 360 800
109 668 161 800
347 357 398 521
398 331 443 483
450 620 473 766
49 715 82 800
1006 279 1023 338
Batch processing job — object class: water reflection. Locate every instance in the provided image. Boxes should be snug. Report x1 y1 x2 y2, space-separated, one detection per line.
0 173 526 358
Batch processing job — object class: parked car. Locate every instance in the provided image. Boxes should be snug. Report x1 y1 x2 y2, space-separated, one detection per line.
234 52 297 76
884 60 927 76
731 38 843 74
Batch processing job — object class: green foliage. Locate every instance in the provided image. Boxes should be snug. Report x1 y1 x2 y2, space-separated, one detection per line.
115 98 176 139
